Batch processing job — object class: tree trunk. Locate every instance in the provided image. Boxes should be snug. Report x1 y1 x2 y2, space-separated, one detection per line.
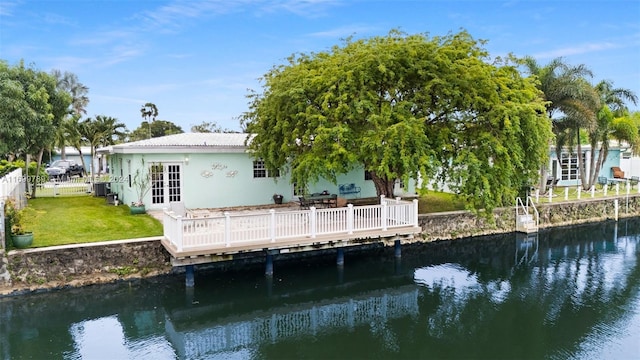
30 149 45 198
76 146 88 176
539 163 548 194
369 171 394 198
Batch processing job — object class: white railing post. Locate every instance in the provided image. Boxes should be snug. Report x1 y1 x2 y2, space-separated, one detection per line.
176 215 184 252
626 181 630 196
310 207 317 238
548 187 553 203
347 204 354 234
380 194 386 204
564 187 569 200
616 183 620 196
577 186 581 199
269 209 276 243
382 201 388 231
535 189 539 203
591 186 595 198
413 199 419 227
54 183 59 196
604 184 608 197
224 212 231 247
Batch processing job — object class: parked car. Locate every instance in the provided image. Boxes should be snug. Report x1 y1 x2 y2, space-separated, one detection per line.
46 160 84 180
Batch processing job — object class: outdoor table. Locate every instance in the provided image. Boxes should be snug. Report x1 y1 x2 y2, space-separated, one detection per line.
307 194 338 208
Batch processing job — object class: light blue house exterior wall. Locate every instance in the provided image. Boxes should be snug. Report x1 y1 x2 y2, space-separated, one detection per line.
101 135 414 210
549 146 623 187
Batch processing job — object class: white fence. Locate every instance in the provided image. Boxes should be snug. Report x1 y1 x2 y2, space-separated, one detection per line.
163 197 420 252
0 168 27 208
34 177 93 197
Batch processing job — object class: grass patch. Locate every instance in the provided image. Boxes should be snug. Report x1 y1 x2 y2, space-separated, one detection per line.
24 196 163 248
418 192 466 213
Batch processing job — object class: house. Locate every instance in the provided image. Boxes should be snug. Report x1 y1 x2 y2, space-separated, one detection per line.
97 133 417 210
548 143 638 187
50 146 104 174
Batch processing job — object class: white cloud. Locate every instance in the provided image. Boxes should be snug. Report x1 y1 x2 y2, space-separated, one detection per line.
0 0 20 16
533 41 620 59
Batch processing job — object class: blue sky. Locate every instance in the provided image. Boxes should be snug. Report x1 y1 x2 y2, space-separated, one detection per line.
1 0 639 133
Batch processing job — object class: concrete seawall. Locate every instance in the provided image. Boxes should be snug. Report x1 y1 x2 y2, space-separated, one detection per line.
2 195 639 296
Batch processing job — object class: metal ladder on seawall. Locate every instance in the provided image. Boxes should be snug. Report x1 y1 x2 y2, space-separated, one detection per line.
515 196 539 233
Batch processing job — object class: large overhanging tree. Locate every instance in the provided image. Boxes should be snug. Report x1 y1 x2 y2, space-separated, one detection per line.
242 30 552 213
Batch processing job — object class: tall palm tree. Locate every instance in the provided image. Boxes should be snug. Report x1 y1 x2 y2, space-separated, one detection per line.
52 70 89 160
586 80 639 188
80 116 127 176
140 102 158 139
522 57 597 190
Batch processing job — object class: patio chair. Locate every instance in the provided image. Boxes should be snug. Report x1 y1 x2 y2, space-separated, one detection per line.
631 176 639 189
612 167 625 179
298 196 310 209
597 176 609 189
169 201 188 217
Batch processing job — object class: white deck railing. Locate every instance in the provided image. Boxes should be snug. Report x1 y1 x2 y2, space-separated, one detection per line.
163 197 420 253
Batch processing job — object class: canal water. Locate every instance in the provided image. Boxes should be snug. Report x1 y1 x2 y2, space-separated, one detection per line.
1 219 639 359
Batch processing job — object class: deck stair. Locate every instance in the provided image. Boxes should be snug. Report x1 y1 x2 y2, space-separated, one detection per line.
515 196 539 233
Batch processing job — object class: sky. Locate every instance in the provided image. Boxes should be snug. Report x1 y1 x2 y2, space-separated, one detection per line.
1 0 639 133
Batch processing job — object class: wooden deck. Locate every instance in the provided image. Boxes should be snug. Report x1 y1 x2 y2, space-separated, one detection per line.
161 197 421 266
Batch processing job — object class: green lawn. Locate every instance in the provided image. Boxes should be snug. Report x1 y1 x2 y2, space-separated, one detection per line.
9 192 463 249
418 192 466 213
21 196 163 248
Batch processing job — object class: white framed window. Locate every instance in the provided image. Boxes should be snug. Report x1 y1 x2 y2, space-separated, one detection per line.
253 160 279 178
560 153 582 180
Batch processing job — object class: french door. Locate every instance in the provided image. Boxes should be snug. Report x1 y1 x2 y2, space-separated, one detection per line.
150 163 182 206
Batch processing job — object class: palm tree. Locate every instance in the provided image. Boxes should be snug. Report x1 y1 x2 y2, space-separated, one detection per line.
585 80 639 188
522 57 597 190
80 116 127 176
52 70 89 160
140 103 158 139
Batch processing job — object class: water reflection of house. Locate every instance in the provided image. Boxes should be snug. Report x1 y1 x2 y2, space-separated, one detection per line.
163 286 419 359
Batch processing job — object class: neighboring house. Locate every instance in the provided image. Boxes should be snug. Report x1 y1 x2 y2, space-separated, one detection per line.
548 143 637 187
50 146 105 174
97 133 417 210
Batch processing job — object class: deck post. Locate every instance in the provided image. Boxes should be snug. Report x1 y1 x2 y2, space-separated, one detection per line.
310 207 317 238
185 265 195 287
394 239 401 258
224 212 231 247
337 248 344 266
265 252 274 276
175 215 184 252
413 199 419 227
395 257 402 275
382 201 388 231
347 204 354 234
269 209 276 243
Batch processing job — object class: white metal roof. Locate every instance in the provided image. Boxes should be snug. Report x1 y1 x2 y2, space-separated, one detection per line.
98 133 255 154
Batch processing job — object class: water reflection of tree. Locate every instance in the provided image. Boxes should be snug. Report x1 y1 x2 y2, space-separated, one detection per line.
411 220 640 358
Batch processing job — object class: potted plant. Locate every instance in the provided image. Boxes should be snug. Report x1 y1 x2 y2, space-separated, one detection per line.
131 160 151 214
3 199 17 248
273 193 284 205
7 201 37 249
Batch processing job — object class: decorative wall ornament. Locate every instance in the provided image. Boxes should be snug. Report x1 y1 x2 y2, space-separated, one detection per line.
211 163 228 171
226 170 238 177
201 170 214 178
